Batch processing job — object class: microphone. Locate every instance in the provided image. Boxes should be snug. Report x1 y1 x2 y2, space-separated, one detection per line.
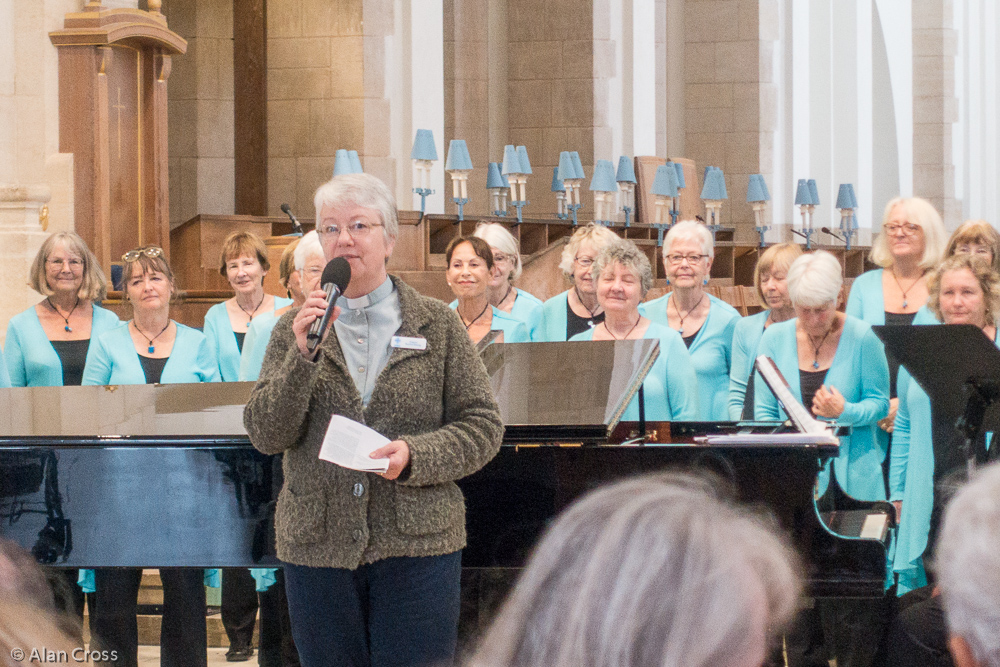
820 227 847 244
307 257 352 354
280 203 305 236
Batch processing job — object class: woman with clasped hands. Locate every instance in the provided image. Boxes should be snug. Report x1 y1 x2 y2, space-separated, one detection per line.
243 173 504 667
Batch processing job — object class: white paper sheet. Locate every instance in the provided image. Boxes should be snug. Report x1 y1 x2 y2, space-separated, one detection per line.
319 415 391 473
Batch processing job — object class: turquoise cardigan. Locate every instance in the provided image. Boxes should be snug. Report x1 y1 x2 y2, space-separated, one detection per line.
846 269 888 324
239 311 280 381
5 304 121 386
0 349 9 387
728 310 769 420
449 289 544 337
448 303 530 343
570 322 699 421
204 298 292 381
754 315 890 501
82 322 220 385
889 306 978 592
533 290 573 342
639 294 741 420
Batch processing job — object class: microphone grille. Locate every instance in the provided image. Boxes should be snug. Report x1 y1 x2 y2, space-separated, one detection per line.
321 257 352 291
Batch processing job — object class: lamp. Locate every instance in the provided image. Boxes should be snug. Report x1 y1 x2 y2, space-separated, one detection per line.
746 174 770 247
793 178 816 248
501 145 531 223
486 162 509 217
835 183 859 249
589 160 617 225
445 139 473 221
651 164 680 246
558 151 585 225
552 167 567 219
333 149 353 176
616 156 637 227
699 167 727 231
348 150 363 174
410 129 437 213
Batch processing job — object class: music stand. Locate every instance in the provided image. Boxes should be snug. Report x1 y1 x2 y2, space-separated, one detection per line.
873 324 1000 474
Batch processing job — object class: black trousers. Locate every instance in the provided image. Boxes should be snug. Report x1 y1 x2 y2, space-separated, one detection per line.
884 587 953 667
222 567 258 650
90 567 207 667
258 570 301 667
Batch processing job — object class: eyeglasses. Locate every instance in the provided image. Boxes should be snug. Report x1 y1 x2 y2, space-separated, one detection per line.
47 257 83 269
317 221 383 238
301 266 324 277
493 252 514 264
574 255 595 268
123 246 164 262
666 253 707 265
884 223 921 236
956 245 992 258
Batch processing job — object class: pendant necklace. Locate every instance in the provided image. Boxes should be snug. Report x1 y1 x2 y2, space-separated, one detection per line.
671 293 707 336
498 284 514 311
239 292 265 323
574 285 601 328
807 326 834 370
891 268 925 309
460 302 490 330
46 297 80 332
133 320 171 354
603 317 641 340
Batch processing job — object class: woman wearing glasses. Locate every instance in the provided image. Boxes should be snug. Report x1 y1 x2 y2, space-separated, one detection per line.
533 223 620 341
82 246 218 667
465 223 543 332
639 221 741 421
945 218 1000 271
446 235 529 344
203 231 293 382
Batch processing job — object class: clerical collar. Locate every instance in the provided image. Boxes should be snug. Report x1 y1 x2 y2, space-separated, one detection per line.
342 277 394 310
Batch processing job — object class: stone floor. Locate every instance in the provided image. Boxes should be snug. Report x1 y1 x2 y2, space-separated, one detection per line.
137 646 238 666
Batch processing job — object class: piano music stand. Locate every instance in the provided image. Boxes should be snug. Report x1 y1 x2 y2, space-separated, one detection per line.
874 324 1000 475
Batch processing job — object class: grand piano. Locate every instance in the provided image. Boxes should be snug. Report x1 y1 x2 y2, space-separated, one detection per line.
0 340 892 600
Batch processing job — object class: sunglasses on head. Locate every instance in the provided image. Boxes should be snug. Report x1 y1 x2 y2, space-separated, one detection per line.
122 246 164 262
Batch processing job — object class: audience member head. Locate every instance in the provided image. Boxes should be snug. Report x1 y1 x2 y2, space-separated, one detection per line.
947 219 1000 272
591 238 654 314
927 253 1000 327
470 473 802 667
29 231 107 302
557 224 620 293
938 463 1000 667
870 196 947 270
446 236 495 303
754 242 803 310
474 222 522 286
663 221 715 291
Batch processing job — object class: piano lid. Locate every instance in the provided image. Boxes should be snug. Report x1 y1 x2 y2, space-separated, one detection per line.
0 382 254 439
480 340 659 443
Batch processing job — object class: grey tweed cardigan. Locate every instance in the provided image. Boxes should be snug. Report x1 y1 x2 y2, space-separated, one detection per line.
244 277 504 569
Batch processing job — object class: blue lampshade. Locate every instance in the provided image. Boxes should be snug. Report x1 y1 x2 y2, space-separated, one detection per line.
836 183 857 209
615 156 636 184
551 167 566 192
672 161 686 189
487 162 510 189
347 150 363 174
557 152 576 181
570 152 585 179
651 164 679 197
501 145 521 175
333 149 353 176
700 167 727 200
807 179 820 206
794 179 811 205
746 174 770 203
516 146 532 175
589 160 617 192
410 129 437 161
445 140 473 171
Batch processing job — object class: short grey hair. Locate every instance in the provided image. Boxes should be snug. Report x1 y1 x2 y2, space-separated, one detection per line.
557 223 620 278
470 472 803 667
292 230 323 271
474 222 522 281
663 220 715 260
313 173 399 242
938 463 1000 667
787 250 843 308
591 238 654 296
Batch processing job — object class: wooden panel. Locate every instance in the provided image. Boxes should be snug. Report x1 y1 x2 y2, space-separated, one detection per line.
234 0 268 215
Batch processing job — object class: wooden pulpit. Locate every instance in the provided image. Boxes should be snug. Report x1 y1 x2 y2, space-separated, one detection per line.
50 1 187 276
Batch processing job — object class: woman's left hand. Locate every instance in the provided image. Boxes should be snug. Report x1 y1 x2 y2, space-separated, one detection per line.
370 440 410 480
812 385 845 419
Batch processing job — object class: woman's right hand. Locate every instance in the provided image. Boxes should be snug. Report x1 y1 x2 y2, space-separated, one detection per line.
292 288 340 358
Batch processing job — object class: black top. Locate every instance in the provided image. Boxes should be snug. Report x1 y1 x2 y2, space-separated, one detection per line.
234 331 246 354
565 301 605 339
50 339 90 387
138 355 169 385
682 332 697 349
799 368 827 415
883 311 918 398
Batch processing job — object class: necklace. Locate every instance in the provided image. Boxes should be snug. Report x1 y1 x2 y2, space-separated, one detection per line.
603 317 641 340
806 325 835 369
670 293 707 336
573 285 601 327
46 297 80 332
497 284 514 310
133 320 171 354
890 268 925 309
460 301 491 330
238 292 266 322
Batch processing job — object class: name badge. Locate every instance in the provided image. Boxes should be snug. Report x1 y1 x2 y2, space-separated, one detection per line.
391 335 427 350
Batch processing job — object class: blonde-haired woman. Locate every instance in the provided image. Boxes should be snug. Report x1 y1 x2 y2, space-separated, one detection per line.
728 243 802 419
533 223 619 341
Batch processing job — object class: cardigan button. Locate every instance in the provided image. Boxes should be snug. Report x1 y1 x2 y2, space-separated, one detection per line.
352 529 363 542
353 483 365 497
